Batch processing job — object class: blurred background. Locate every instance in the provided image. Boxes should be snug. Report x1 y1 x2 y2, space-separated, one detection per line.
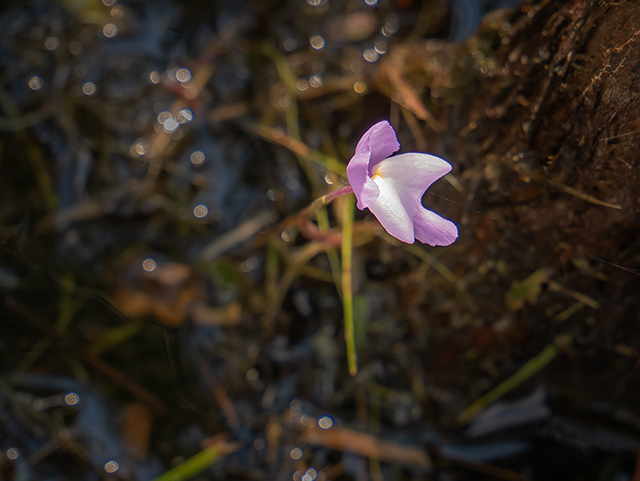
2 0 640 480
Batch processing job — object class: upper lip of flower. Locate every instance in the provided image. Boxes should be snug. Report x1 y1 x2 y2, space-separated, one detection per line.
346 120 459 246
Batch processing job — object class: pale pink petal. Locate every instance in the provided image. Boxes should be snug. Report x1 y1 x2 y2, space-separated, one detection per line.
358 121 400 173
413 206 459 246
372 153 452 203
346 141 380 210
347 121 400 210
367 176 415 244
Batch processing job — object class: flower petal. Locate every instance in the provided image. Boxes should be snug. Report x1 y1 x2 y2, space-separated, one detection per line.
346 141 380 210
413 206 459 246
372 153 452 204
367 175 414 244
347 121 401 210
357 121 400 173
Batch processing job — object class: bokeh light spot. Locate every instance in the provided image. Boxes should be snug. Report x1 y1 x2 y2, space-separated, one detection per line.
193 204 209 218
309 75 323 88
28 76 43 90
303 468 318 481
190 151 205 165
176 109 193 124
157 111 171 124
176 68 192 83
142 258 157 272
309 35 325 50
45 37 59 51
353 81 367 94
149 71 161 84
283 38 297 51
64 392 80 406
82 82 97 96
69 41 82 54
103 23 118 38
163 118 179 133
290 447 303 460
318 415 333 429
363 49 379 63
130 138 149 157
241 257 259 273
374 41 388 54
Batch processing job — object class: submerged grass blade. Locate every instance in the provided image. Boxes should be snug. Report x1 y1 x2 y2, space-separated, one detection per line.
456 341 560 425
341 195 357 376
151 442 234 481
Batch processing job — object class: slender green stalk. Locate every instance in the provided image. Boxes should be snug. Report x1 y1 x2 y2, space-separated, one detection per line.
316 207 343 295
456 341 560 424
151 444 227 481
341 195 357 376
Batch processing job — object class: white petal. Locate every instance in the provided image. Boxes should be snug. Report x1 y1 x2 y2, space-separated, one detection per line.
373 153 452 211
367 176 414 243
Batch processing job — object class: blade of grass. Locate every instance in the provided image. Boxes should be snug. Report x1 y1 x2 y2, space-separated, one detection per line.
456 339 567 425
240 121 346 175
254 43 298 93
353 295 368 350
317 206 342 296
88 324 140 355
262 241 330 333
341 195 357 376
405 244 457 285
16 273 84 374
150 441 239 481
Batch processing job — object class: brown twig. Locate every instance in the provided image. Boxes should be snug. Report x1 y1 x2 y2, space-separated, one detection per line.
298 419 432 469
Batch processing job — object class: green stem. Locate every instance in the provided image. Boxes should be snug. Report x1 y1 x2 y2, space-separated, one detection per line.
341 195 357 376
151 444 226 481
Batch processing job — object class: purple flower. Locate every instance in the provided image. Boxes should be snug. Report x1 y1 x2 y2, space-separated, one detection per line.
346 121 458 246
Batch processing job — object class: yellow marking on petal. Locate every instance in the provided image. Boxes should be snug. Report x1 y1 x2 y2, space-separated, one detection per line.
371 164 384 179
